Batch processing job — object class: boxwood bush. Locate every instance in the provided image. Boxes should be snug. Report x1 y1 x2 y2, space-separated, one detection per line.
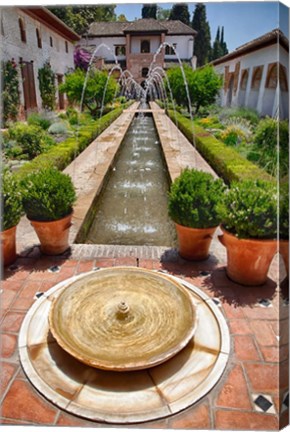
20 167 76 222
2 168 23 230
167 110 273 184
217 179 278 239
168 168 225 228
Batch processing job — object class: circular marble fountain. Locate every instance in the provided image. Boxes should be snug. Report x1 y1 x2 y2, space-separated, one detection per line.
19 267 230 424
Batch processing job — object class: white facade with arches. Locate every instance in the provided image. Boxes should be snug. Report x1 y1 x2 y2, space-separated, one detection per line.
212 29 289 119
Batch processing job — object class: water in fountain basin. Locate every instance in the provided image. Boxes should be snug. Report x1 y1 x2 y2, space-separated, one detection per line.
85 114 177 246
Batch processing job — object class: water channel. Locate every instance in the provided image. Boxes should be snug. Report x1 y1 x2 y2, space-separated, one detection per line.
85 113 177 246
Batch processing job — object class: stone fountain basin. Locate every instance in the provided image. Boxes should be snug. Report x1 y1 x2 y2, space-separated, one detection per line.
49 267 197 371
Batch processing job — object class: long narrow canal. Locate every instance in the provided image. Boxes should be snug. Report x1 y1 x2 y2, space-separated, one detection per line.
85 114 177 246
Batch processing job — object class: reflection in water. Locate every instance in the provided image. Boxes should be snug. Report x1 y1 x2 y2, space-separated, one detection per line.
85 115 177 246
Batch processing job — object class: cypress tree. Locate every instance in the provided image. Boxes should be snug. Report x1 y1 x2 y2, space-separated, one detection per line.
191 3 212 66
212 26 223 60
221 26 229 55
141 4 157 19
169 3 190 25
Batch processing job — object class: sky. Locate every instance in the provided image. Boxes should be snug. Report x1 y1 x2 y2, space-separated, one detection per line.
115 1 289 51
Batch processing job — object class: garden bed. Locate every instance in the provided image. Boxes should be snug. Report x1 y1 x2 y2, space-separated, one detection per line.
166 109 274 184
11 102 133 181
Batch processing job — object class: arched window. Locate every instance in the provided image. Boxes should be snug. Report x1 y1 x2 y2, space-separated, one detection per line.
251 66 263 90
142 67 149 78
36 28 42 48
141 40 150 54
266 63 288 92
280 65 289 92
240 69 249 90
19 18 26 43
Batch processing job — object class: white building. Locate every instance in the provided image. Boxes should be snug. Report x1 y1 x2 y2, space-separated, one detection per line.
212 29 289 119
80 19 196 85
0 6 80 116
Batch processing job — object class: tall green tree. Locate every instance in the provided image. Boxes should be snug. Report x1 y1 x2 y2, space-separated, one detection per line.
49 6 116 35
141 4 157 19
59 68 118 117
212 27 223 60
220 27 229 56
117 14 127 22
169 3 190 25
212 25 228 60
165 64 222 113
191 3 212 66
157 6 171 20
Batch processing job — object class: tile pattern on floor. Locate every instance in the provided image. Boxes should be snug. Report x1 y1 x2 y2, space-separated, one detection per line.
0 246 288 430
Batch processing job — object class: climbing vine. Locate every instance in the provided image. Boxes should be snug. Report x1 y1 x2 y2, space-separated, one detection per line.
2 59 20 125
38 61 56 110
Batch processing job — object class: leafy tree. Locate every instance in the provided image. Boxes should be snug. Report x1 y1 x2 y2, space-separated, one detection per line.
117 14 127 22
156 7 171 20
191 3 212 66
166 64 222 113
59 68 118 117
141 4 157 19
49 6 116 35
169 3 190 25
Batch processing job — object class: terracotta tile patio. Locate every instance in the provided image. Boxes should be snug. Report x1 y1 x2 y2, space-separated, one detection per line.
0 244 288 430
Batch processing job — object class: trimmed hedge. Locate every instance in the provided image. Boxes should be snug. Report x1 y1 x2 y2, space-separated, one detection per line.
167 109 273 184
15 104 131 180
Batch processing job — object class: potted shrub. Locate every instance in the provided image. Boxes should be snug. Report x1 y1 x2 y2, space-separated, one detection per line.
21 167 76 255
217 179 278 285
168 168 225 260
279 180 289 278
1 169 23 266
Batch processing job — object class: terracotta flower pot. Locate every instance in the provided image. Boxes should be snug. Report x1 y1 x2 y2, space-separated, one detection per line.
218 227 277 286
1 225 17 266
30 213 73 255
279 239 289 278
175 223 218 261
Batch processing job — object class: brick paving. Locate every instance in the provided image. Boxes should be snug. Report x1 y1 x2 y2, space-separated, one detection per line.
0 244 288 430
1 107 288 429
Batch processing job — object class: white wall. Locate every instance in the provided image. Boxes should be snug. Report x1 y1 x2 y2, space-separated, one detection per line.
164 35 193 60
1 7 76 111
84 36 126 61
214 44 289 119
130 35 161 54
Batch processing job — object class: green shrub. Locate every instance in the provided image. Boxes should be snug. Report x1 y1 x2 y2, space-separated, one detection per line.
8 123 43 159
219 107 260 125
66 107 79 125
168 168 225 228
217 179 277 239
27 112 51 130
48 122 69 135
2 168 24 230
248 118 289 178
20 167 76 221
167 110 273 184
38 61 56 110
